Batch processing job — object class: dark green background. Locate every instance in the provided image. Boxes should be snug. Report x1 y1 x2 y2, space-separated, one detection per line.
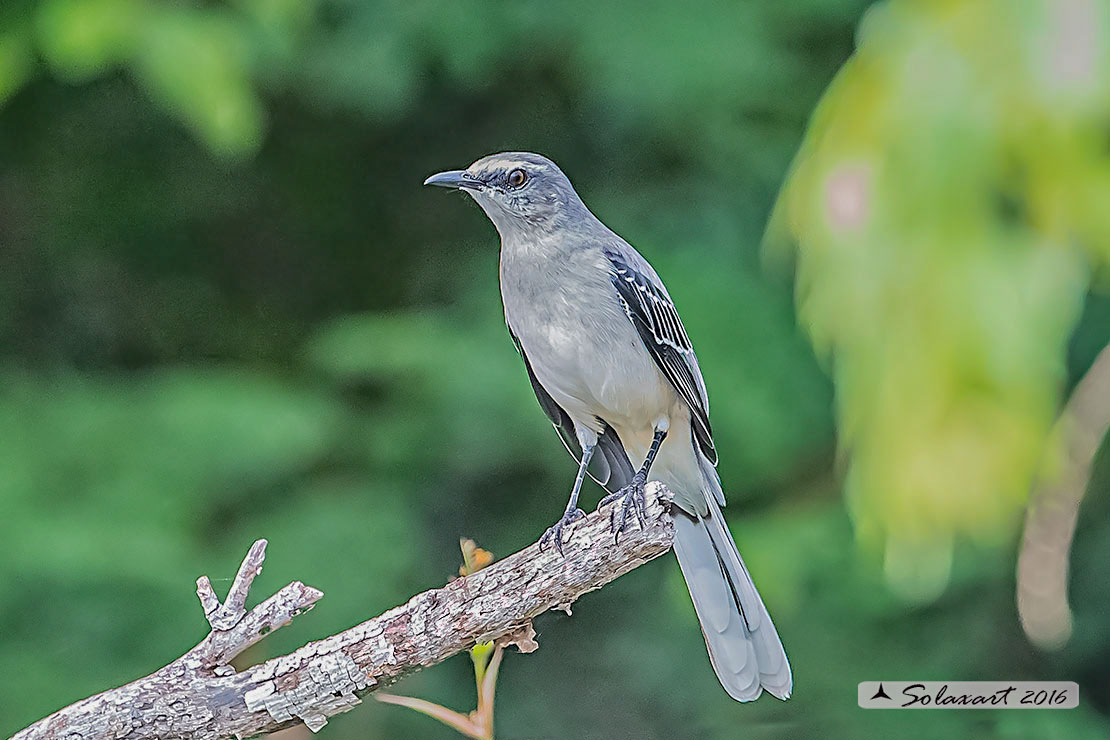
3 1 1109 738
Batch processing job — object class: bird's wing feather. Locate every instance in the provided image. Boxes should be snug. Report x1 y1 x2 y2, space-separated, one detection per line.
604 249 717 464
507 325 633 492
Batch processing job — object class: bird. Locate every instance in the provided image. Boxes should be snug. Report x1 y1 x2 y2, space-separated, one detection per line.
424 152 792 702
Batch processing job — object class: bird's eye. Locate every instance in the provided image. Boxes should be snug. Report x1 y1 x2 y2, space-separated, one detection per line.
507 168 527 188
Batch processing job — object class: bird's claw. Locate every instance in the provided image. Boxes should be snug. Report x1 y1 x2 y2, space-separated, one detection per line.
598 474 647 543
539 507 586 556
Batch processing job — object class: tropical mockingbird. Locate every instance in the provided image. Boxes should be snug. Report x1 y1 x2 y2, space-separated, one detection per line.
425 152 791 702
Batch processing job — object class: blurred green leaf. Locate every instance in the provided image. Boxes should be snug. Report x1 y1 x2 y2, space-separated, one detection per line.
35 0 139 81
133 7 264 156
0 27 34 104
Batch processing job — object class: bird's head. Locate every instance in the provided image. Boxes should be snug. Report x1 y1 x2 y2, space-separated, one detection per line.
424 152 588 236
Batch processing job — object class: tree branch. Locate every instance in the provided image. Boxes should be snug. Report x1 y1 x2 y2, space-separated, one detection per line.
1017 343 1110 649
13 483 675 740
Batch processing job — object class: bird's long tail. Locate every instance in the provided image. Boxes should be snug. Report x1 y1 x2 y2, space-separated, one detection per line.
671 490 792 701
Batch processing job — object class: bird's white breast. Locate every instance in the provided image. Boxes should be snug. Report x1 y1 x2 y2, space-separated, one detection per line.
500 237 678 438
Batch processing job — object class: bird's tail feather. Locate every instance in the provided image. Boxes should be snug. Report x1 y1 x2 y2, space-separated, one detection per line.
671 498 792 702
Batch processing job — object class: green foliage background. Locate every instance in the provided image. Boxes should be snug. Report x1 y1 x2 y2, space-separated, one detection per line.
1 1 1108 738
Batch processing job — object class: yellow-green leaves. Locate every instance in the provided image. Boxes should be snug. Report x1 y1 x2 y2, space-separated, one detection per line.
769 0 1109 599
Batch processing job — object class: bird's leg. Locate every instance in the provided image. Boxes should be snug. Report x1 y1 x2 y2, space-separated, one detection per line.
598 427 667 541
539 441 595 556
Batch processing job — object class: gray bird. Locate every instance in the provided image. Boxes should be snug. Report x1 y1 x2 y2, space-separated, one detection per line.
425 152 792 702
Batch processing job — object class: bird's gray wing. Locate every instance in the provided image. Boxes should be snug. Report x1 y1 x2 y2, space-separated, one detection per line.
604 249 717 464
507 325 634 493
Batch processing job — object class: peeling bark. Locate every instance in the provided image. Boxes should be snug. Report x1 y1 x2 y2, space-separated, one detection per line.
13 483 675 740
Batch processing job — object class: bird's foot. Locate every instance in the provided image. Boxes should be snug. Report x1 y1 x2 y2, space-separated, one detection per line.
597 473 648 543
539 507 586 556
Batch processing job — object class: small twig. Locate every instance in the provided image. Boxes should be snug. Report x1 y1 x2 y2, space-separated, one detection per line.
220 539 268 627
187 538 324 669
196 539 268 631
475 645 505 737
374 693 486 739
192 580 324 669
196 576 222 622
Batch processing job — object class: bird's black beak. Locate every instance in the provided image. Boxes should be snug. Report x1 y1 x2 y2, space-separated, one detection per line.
423 170 482 190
